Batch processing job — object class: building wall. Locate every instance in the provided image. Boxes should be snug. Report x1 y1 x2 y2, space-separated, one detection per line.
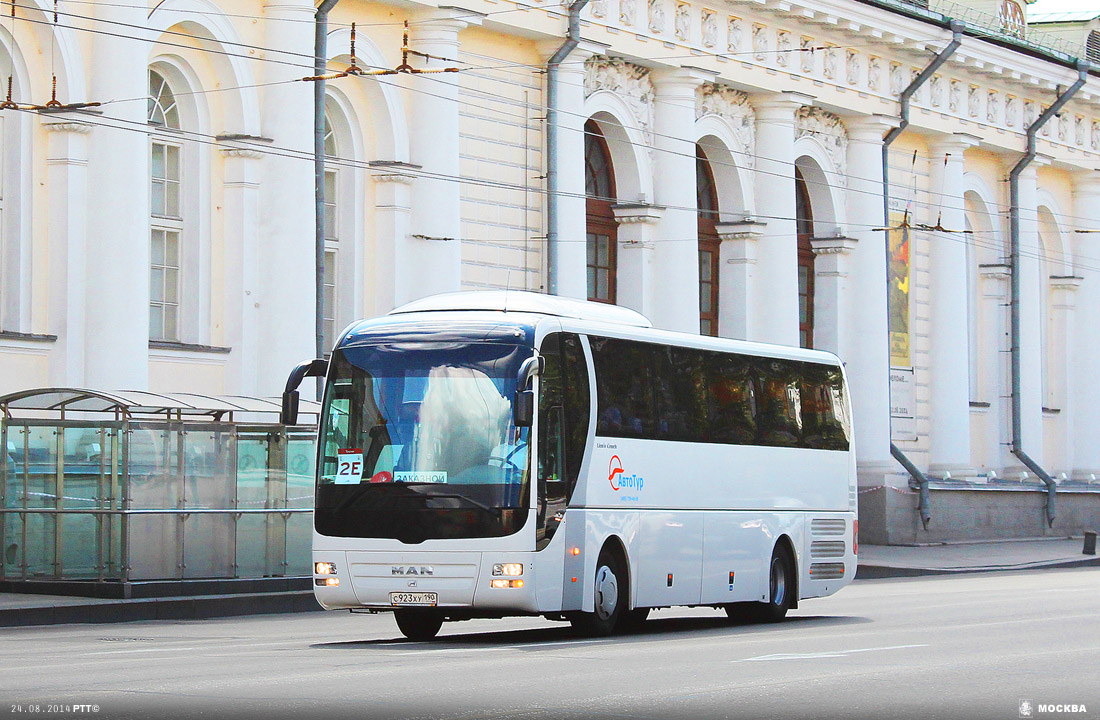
1 0 1099 539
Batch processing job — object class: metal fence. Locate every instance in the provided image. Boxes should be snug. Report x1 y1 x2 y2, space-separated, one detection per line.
1 391 318 583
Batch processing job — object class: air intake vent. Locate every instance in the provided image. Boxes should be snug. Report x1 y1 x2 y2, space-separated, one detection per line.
810 540 846 558
811 518 846 536
809 562 845 579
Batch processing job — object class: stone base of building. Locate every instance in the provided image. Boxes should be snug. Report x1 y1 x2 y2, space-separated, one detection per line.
857 474 1100 545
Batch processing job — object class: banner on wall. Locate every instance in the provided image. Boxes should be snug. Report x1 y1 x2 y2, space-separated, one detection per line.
887 202 911 368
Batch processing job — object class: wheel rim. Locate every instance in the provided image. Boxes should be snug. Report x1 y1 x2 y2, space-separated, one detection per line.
594 564 619 620
770 557 787 607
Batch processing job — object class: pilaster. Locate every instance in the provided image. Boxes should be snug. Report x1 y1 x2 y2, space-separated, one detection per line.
370 162 418 314
43 118 92 387
808 236 857 357
1071 171 1100 478
926 133 980 477
1015 161 1046 464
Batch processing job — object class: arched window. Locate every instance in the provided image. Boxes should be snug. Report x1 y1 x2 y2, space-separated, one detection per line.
795 168 815 349
697 145 719 336
148 69 182 341
585 120 617 304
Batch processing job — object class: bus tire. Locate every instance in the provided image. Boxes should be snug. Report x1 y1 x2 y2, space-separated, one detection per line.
570 547 626 636
394 609 444 641
753 546 794 623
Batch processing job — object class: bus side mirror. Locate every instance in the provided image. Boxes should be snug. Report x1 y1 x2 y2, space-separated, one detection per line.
281 358 329 426
514 390 534 427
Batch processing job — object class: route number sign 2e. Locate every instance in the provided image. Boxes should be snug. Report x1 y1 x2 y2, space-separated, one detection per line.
335 448 364 484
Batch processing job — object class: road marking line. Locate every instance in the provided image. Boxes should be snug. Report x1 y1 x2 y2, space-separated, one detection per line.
732 643 928 662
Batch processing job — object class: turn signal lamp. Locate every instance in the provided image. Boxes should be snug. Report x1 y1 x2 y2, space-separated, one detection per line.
314 577 340 587
570 547 580 556
492 563 523 576
315 562 337 575
490 579 524 589
853 520 859 555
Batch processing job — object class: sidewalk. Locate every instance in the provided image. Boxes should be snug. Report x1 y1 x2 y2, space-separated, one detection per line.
855 536 1100 578
1 537 1096 627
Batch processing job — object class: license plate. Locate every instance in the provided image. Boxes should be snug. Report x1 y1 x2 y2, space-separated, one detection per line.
390 592 438 606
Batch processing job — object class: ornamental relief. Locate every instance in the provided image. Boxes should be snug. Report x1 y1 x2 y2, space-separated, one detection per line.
796 106 848 180
584 56 655 143
648 0 666 33
576 2 1100 155
695 83 756 168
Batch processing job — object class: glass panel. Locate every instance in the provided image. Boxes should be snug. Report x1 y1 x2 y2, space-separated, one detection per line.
597 236 609 266
126 425 182 580
149 307 164 340
25 426 57 509
23 513 56 578
587 267 596 301
285 513 311 576
60 514 98 578
151 180 165 216
285 435 315 575
167 145 180 180
165 267 179 303
151 230 165 265
166 180 179 217
234 434 270 577
182 428 234 578
586 234 596 265
150 267 164 303
165 231 179 265
596 269 608 301
151 143 165 178
164 305 178 340
590 337 658 438
2 513 23 578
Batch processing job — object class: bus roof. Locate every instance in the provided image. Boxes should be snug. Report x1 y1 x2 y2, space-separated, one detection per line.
389 291 652 328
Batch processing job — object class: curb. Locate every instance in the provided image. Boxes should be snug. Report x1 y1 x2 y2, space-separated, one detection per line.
855 555 1100 580
0 591 323 628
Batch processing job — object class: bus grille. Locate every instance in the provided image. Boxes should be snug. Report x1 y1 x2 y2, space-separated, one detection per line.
811 518 846 536
809 562 846 579
810 540 846 558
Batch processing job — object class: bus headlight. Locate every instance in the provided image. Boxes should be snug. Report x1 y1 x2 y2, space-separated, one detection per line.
492 563 523 576
315 562 337 575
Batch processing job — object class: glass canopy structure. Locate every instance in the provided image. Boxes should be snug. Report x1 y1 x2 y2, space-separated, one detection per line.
0 389 319 585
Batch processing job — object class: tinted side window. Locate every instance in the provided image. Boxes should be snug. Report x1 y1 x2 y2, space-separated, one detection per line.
800 363 851 451
755 358 802 447
705 351 757 445
590 337 657 439
561 333 591 495
656 346 708 442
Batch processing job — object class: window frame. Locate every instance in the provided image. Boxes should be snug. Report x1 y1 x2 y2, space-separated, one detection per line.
585 120 618 305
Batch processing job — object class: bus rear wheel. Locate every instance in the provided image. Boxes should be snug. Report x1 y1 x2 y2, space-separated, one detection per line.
753 547 794 623
570 548 626 636
394 609 444 641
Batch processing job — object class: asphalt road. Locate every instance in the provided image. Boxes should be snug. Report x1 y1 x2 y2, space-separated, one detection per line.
2 568 1098 720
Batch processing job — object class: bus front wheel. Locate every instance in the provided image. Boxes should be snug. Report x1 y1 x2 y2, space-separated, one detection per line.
570 548 626 636
394 609 444 641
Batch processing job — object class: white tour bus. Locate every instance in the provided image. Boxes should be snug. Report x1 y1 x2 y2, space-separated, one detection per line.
281 291 857 640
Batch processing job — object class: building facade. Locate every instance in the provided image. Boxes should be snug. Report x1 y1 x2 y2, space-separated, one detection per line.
1 0 1098 542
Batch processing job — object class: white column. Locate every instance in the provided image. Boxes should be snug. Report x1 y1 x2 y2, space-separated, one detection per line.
845 116 896 473
749 92 809 346
716 220 766 340
84 0 149 389
403 12 478 303
539 42 599 300
370 163 417 314
650 67 714 333
257 0 315 395
220 147 263 396
1071 172 1100 479
43 119 92 387
1015 163 1044 464
926 134 979 476
808 236 857 357
612 204 663 317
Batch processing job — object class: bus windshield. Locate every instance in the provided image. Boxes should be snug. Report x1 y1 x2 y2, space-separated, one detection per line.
315 340 532 542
